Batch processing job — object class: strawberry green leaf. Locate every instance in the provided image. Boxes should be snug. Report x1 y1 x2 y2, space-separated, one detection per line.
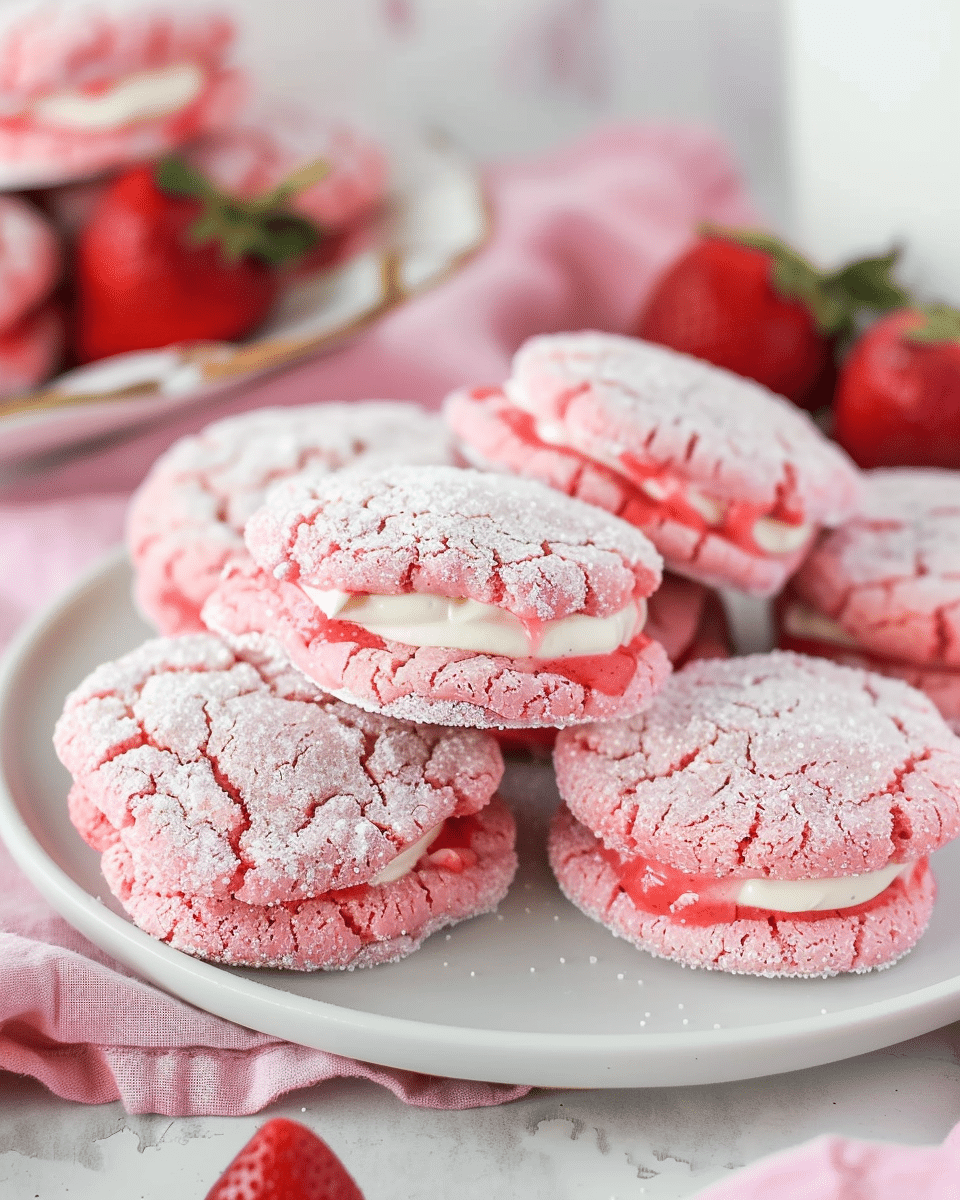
699 224 913 342
156 155 326 268
905 303 960 346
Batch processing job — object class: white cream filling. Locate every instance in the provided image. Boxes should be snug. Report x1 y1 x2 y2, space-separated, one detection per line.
751 517 814 554
300 585 644 658
32 62 205 130
781 600 861 648
369 822 445 886
527 413 812 555
735 862 909 912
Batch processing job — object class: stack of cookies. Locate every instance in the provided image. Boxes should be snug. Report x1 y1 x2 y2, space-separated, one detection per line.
54 335 960 980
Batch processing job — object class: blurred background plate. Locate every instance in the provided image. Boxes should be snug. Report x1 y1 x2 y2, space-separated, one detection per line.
0 132 487 467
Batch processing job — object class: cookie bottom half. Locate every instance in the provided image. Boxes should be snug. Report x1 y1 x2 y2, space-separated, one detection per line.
548 805 935 978
74 790 518 971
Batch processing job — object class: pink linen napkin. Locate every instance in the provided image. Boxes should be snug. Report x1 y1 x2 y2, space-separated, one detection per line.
694 1124 960 1199
0 123 756 1116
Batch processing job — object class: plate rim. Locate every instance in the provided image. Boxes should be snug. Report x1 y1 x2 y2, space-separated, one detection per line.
0 131 490 468
3 548 960 1088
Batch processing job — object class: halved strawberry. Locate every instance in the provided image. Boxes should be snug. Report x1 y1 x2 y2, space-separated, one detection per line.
204 1117 364 1200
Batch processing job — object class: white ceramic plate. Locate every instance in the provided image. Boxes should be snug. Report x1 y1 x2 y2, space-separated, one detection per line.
0 133 487 468
4 552 960 1089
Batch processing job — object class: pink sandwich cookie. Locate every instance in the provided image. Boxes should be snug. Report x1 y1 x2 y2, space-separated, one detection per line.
128 401 454 635
549 652 960 977
203 464 671 729
54 633 516 970
0 0 243 189
446 333 863 596
780 468 960 732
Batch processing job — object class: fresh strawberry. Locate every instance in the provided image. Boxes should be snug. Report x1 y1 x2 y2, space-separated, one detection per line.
73 156 325 364
833 305 960 468
204 1117 364 1200
634 228 909 409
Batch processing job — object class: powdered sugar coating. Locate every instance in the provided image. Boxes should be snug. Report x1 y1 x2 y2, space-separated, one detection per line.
549 805 935 977
186 99 388 231
775 632 960 732
246 464 663 623
554 652 960 880
128 402 454 634
446 385 818 595
0 196 59 332
54 633 504 906
70 784 516 971
202 563 671 729
0 1 243 187
0 299 62 397
793 469 960 667
508 332 863 524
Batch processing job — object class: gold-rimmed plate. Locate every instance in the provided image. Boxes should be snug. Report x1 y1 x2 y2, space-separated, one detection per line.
0 132 488 468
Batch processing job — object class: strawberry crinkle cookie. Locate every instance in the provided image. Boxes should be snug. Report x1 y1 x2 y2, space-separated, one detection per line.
446 331 863 596
185 99 388 240
127 401 454 635
202 464 671 729
54 633 516 970
780 468 960 732
549 651 960 976
0 0 244 189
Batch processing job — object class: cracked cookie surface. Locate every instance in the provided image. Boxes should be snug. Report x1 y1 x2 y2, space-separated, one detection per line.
554 651 960 877
245 463 663 620
127 402 453 634
509 332 861 519
55 634 516 968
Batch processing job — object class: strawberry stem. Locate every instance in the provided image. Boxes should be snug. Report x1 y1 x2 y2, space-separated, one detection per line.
155 155 328 267
698 224 911 343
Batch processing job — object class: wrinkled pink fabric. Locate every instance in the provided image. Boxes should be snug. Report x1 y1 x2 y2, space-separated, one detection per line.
0 124 755 1116
697 1124 960 1199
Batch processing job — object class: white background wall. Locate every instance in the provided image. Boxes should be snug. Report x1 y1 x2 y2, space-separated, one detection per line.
3 0 955 301
223 0 789 225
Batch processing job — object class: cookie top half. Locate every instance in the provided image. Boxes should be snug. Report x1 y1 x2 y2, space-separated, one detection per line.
554 651 960 880
791 468 960 667
507 332 863 525
246 464 664 624
54 634 504 906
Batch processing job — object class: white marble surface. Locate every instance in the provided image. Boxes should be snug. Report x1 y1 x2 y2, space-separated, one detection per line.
2 1022 959 1198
